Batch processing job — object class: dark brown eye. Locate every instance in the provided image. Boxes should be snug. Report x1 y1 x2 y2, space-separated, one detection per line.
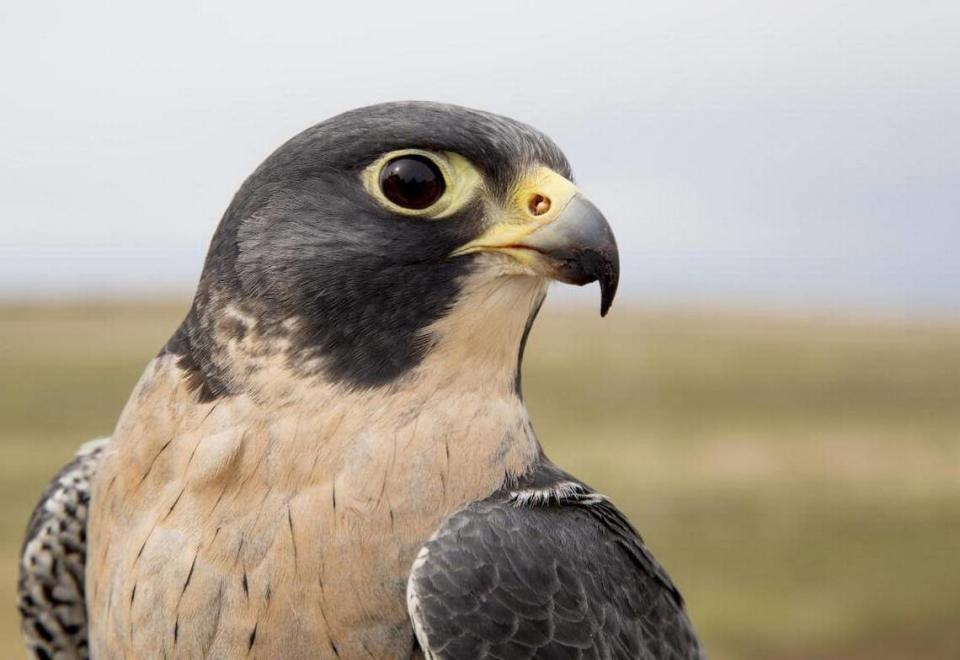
379 155 445 210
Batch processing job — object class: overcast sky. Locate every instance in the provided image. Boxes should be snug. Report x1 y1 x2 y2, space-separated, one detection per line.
1 1 958 312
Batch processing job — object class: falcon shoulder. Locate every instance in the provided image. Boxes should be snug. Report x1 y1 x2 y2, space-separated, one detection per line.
18 438 109 660
407 463 704 660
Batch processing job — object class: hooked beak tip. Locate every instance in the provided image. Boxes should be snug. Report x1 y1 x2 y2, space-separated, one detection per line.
600 269 618 317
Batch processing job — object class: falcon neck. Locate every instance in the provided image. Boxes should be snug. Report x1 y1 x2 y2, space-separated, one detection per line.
173 269 550 409
104 274 548 550
144 271 549 484
412 272 548 400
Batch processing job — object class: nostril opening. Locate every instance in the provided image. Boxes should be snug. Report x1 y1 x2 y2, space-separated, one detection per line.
528 194 551 217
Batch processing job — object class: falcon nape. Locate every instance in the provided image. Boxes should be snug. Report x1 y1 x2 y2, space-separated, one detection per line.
19 102 703 659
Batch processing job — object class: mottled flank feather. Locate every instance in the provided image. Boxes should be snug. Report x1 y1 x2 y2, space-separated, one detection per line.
18 439 109 660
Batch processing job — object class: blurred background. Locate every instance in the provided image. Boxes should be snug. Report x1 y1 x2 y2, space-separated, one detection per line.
1 1 958 658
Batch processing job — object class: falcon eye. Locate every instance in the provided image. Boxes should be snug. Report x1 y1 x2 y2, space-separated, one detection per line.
379 155 446 210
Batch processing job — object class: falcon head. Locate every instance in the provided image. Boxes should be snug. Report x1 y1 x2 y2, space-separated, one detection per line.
173 102 618 398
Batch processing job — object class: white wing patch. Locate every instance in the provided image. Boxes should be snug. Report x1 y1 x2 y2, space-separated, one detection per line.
407 544 435 660
509 480 608 507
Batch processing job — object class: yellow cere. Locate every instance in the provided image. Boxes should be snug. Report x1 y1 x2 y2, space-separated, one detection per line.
451 166 580 257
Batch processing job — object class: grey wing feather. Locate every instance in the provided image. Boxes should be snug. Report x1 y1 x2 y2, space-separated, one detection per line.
408 480 703 660
18 439 109 660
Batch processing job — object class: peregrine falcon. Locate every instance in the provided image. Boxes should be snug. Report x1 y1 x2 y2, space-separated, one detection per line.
19 102 703 659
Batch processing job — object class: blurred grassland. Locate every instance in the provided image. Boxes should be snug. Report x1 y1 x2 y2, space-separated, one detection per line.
1 301 959 659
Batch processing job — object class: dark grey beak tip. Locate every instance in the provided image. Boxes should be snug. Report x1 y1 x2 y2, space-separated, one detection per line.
564 196 620 318
599 263 619 317
564 245 619 317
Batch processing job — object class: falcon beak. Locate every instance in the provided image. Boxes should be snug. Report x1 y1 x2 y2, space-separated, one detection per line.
451 167 620 316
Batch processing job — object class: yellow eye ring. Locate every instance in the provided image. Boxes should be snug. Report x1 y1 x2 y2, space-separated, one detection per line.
362 149 483 219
